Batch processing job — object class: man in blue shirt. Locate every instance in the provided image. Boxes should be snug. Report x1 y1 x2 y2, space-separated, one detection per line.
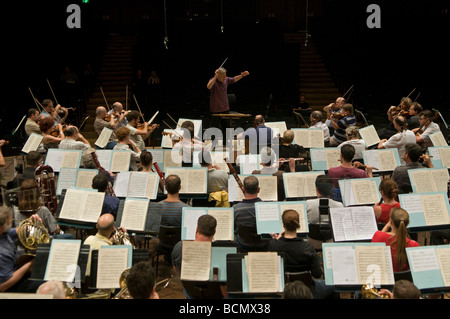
92 173 119 219
239 114 274 154
329 104 356 146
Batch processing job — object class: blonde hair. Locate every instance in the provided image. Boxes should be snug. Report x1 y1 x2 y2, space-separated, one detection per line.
115 126 131 141
389 208 411 271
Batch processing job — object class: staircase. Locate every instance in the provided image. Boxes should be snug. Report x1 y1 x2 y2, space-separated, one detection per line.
82 35 136 146
284 32 341 111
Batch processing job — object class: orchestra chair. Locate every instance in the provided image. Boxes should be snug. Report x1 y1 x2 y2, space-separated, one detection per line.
285 271 315 289
152 225 181 278
181 280 224 299
393 270 412 282
236 225 270 253
307 198 333 252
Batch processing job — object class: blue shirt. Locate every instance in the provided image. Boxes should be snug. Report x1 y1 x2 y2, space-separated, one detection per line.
102 195 120 219
0 229 19 285
242 125 274 153
333 114 356 143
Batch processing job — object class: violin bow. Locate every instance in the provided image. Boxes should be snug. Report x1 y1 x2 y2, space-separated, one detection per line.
343 84 354 103
133 94 146 124
28 87 42 112
46 78 59 105
100 86 110 111
125 84 129 111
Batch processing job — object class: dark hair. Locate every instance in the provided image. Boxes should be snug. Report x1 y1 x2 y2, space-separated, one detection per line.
394 115 408 132
126 261 156 299
282 210 300 232
419 109 434 119
411 102 423 113
404 143 422 162
26 151 42 166
92 173 108 192
243 176 259 194
64 126 78 137
165 174 181 194
27 108 39 118
283 281 313 299
39 116 55 133
125 110 140 122
393 280 421 299
379 178 399 200
41 99 54 109
197 214 217 237
340 144 355 162
311 111 322 121
315 175 334 197
342 103 354 114
140 151 153 167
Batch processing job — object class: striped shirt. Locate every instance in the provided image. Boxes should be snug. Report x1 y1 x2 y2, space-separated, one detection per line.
332 114 356 144
159 200 190 226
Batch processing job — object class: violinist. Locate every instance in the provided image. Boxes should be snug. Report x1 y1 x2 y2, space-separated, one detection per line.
58 125 91 150
328 104 356 146
41 99 68 125
323 97 345 133
113 126 141 171
407 102 423 130
387 97 412 123
412 110 440 148
39 116 65 150
108 102 129 128
125 110 157 151
24 108 42 136
377 115 416 165
309 110 330 145
94 106 123 149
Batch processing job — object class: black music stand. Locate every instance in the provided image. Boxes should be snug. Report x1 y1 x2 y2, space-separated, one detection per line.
115 200 162 235
181 280 224 299
30 242 90 283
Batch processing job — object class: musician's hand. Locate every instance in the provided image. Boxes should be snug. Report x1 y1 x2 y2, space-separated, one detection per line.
365 165 373 176
214 69 219 77
420 154 432 167
241 71 249 77
118 226 127 233
289 158 296 172
30 214 42 223
378 289 393 299
379 138 387 144
0 140 5 147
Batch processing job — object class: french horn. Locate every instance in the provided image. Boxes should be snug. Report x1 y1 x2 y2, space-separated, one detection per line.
112 268 133 299
361 283 390 299
16 217 50 268
111 229 136 248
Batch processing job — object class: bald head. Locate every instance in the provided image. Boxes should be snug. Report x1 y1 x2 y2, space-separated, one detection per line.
96 106 107 116
37 281 66 299
112 102 123 112
254 115 265 126
96 213 115 237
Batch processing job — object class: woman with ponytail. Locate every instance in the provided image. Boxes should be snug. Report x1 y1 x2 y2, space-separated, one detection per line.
373 178 401 224
377 115 416 165
371 208 419 272
268 210 335 299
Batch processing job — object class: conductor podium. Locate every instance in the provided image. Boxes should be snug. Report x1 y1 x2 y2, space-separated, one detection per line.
212 111 251 127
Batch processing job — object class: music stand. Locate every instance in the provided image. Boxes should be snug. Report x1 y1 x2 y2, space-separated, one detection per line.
181 280 224 299
292 111 309 128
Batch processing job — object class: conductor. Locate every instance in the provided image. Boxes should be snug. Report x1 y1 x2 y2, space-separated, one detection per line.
207 67 249 133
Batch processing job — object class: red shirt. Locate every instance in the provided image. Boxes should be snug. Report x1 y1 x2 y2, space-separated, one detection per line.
209 77 235 113
377 202 401 224
327 166 368 188
371 231 419 272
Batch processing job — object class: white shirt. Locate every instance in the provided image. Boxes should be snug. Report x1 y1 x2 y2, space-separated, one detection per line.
310 121 330 142
113 142 141 171
382 130 416 164
338 139 366 160
59 138 90 151
126 124 145 151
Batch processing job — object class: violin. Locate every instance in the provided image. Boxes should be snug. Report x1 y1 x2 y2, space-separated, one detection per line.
49 125 66 137
331 112 345 120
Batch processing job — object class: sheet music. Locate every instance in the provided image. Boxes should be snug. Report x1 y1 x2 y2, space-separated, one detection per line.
110 151 131 172
45 240 81 282
96 150 112 170
399 194 423 214
351 179 378 205
56 167 78 195
330 207 377 241
283 172 322 198
96 247 129 289
120 198 149 231
246 252 280 293
378 150 397 171
21 133 43 153
256 202 280 221
161 129 174 148
208 209 233 241
410 170 436 193
409 248 440 272
430 131 448 147
439 148 450 168
148 149 164 167
331 248 359 285
359 125 380 147
293 129 324 148
165 168 207 194
145 173 159 199
430 169 450 192
265 121 287 139
181 241 211 281
59 189 105 222
95 127 113 148
113 172 131 197
364 150 382 171
325 148 341 169
355 245 389 285
237 154 261 175
127 172 149 197
75 169 97 189
164 149 182 170
44 149 64 171
436 248 450 287
183 209 207 240
421 194 450 226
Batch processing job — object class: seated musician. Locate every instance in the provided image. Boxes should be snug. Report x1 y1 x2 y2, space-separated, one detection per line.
113 126 141 171
327 144 373 199
252 146 287 201
377 115 416 165
378 97 412 140
91 173 120 219
412 109 440 149
139 150 164 193
125 110 157 151
407 102 423 130
198 150 228 194
7 151 42 189
172 125 204 167
24 108 42 136
14 179 73 240
328 103 356 146
323 97 345 134
0 206 44 293
337 126 366 162
40 99 68 125
237 114 274 154
126 261 160 299
309 110 330 145
38 116 65 150
93 106 124 150
58 125 91 150
372 178 401 225
391 143 433 194
278 130 307 173
108 102 129 128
